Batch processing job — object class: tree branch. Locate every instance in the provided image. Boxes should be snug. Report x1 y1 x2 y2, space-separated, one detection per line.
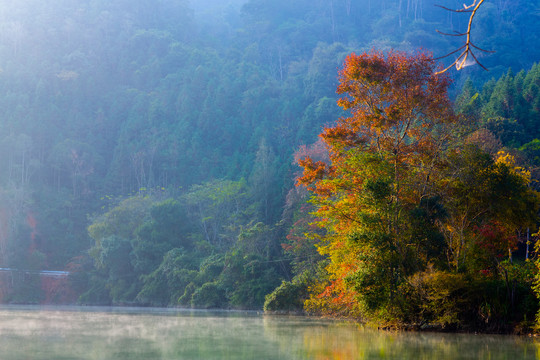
435 0 494 74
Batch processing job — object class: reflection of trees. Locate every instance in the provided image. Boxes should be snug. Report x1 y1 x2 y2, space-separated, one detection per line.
262 315 538 359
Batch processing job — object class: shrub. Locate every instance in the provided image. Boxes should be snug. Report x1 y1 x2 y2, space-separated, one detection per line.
191 282 227 309
264 280 308 313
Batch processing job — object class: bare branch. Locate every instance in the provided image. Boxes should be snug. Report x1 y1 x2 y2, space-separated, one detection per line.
469 48 489 71
435 5 474 13
434 45 467 60
470 43 496 53
435 30 468 37
435 0 492 74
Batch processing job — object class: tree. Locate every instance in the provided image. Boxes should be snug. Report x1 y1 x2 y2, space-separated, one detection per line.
301 50 455 240
88 196 152 252
131 199 193 274
249 138 280 224
184 179 251 249
136 248 198 306
298 50 457 319
441 146 539 272
86 195 152 303
48 139 99 198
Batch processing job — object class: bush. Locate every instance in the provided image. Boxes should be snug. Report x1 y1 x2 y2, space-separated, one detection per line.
264 281 307 313
191 282 227 309
405 268 538 332
178 282 196 306
405 270 469 327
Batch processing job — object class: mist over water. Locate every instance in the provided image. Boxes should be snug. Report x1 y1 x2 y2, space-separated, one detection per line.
0 306 538 360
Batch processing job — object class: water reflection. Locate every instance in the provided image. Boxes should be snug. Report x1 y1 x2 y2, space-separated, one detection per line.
0 306 537 359
263 316 539 360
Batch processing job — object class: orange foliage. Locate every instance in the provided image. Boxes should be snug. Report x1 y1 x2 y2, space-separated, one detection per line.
298 50 456 207
332 50 454 159
298 50 456 317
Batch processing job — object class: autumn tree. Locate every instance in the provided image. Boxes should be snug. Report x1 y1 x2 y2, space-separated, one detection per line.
296 51 540 327
441 147 539 273
297 50 457 319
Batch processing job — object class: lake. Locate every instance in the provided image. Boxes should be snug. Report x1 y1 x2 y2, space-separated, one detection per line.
0 305 537 359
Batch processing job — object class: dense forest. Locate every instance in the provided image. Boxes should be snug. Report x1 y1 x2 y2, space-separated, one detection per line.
0 0 538 332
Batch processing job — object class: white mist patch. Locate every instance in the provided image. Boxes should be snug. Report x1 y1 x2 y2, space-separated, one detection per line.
456 54 478 70
0 306 536 360
0 307 279 360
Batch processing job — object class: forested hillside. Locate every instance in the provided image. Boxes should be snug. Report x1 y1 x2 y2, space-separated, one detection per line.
0 0 538 326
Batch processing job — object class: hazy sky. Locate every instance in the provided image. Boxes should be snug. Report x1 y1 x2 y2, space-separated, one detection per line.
189 0 247 12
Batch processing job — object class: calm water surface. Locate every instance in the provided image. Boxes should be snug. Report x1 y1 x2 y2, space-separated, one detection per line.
0 305 538 359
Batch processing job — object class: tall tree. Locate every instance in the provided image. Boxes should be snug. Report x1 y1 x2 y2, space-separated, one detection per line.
298 50 457 319
249 138 279 224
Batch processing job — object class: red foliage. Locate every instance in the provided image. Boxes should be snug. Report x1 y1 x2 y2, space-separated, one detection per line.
479 269 492 276
40 257 86 304
332 50 453 157
41 276 77 305
26 212 38 253
475 221 518 260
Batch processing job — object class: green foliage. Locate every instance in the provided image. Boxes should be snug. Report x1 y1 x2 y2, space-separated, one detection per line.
86 196 188 304
78 275 111 306
136 248 199 306
81 179 290 308
457 64 540 148
264 280 308 313
97 235 138 303
455 78 481 120
405 270 470 327
88 196 152 249
404 268 537 331
6 273 43 305
131 199 192 274
520 139 540 166
191 282 227 309
223 253 281 309
195 255 226 285
184 179 252 248
249 138 282 224
178 282 197 306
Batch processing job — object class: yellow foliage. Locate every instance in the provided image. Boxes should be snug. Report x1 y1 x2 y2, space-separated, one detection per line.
495 150 531 182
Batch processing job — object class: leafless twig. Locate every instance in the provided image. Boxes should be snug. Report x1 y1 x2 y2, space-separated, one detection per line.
435 0 494 74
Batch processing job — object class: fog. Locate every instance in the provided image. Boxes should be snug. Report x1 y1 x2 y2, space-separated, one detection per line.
0 0 537 308
189 0 247 13
0 306 537 359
